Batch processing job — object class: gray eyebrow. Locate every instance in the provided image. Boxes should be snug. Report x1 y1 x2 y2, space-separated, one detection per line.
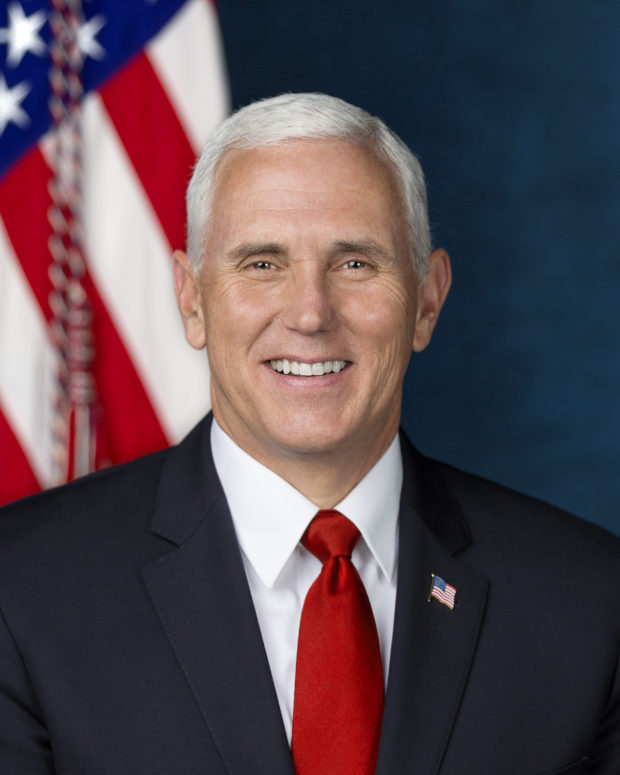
332 239 391 261
225 242 285 265
224 238 392 266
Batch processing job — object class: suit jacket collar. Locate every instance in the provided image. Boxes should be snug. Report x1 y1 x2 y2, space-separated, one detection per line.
401 436 472 556
144 416 488 775
376 434 489 775
144 415 295 774
149 417 217 546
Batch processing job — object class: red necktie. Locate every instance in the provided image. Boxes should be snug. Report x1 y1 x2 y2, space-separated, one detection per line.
291 509 384 775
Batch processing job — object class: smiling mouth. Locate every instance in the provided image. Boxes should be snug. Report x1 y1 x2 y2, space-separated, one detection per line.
269 359 349 376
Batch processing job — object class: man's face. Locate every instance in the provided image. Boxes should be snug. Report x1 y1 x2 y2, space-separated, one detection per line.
175 139 449 469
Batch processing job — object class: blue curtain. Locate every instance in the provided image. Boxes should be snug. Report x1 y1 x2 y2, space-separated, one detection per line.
218 0 620 535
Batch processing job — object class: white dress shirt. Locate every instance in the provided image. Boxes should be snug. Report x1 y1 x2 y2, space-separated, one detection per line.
210 419 401 742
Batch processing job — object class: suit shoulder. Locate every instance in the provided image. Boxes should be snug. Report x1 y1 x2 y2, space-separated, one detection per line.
0 447 170 550
430 458 620 569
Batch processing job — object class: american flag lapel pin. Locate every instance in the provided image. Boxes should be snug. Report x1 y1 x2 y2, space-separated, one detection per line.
427 573 457 610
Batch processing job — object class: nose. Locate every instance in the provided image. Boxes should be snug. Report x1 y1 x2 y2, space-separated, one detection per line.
281 263 335 335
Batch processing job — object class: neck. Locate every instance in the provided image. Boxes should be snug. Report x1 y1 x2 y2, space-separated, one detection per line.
261 444 394 509
212 411 398 508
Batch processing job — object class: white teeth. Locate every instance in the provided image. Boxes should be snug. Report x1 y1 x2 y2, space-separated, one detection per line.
269 359 348 376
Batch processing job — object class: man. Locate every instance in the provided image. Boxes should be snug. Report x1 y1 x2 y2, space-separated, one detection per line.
0 93 618 775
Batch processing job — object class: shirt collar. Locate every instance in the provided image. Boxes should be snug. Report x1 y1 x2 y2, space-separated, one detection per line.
210 418 402 588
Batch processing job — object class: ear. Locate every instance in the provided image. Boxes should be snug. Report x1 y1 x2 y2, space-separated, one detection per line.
172 250 207 350
412 248 452 353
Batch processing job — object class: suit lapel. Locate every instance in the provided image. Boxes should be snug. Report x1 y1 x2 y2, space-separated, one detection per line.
141 419 487 774
376 436 489 775
142 418 295 775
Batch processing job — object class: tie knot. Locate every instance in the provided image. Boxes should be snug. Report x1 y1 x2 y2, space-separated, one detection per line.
301 509 360 564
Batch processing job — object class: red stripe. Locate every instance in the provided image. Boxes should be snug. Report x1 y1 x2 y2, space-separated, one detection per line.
0 409 41 506
0 147 170 485
0 146 54 322
81 269 171 464
100 52 196 252
431 590 455 608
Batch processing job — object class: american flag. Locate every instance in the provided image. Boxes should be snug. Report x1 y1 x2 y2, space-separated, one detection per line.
0 0 228 506
429 574 456 610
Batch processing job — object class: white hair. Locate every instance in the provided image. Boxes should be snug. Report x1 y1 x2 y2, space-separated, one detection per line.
186 92 432 278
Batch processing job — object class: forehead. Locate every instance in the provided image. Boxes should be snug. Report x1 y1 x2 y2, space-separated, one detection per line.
209 139 404 223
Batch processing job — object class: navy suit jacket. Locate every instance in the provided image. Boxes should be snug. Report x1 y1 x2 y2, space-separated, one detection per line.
1 415 619 774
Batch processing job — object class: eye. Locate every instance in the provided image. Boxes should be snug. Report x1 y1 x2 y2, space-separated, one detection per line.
333 256 377 281
341 258 375 273
243 259 278 272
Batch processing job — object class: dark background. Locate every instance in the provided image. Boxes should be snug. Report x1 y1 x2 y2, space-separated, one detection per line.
217 0 620 535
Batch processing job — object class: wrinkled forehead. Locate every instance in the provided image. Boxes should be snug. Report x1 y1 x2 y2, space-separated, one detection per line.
193 140 416 277
205 139 407 248
210 137 404 210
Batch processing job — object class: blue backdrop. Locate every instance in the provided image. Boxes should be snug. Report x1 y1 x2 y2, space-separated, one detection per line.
217 0 620 535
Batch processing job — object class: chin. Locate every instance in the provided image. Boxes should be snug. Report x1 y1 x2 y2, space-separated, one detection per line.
267 421 358 457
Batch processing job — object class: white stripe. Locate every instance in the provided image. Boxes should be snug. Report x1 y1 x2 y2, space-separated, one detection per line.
0 217 56 487
147 0 230 155
77 94 211 442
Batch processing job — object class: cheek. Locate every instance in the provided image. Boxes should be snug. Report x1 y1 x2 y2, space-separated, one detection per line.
343 285 416 351
202 289 276 375
215 275 282 318
203 278 261 334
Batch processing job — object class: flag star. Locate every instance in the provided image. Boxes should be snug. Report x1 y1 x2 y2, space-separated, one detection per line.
0 2 47 68
0 74 30 136
77 14 106 60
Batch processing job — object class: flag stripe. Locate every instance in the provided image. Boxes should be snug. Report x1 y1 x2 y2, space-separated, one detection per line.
0 0 226 506
80 93 210 443
99 51 194 253
0 217 56 487
80 268 170 464
0 146 53 323
0 407 41 504
147 0 229 154
19 136 172 468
